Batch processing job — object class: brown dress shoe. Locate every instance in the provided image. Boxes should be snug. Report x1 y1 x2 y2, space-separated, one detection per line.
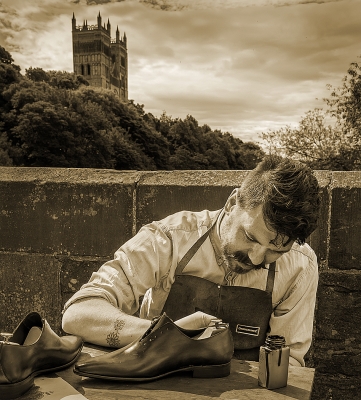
0 312 83 400
74 313 233 382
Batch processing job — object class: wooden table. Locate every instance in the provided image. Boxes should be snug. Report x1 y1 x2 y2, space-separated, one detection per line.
22 345 314 400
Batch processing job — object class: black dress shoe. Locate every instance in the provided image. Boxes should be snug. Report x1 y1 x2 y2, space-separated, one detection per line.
0 312 83 400
74 313 233 382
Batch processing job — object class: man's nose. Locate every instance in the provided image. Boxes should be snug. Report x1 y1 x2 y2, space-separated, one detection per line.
248 244 266 266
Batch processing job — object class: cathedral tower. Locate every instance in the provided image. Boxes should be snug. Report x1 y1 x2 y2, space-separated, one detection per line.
72 12 128 101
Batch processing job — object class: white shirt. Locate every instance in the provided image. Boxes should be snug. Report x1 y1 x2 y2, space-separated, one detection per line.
64 209 319 367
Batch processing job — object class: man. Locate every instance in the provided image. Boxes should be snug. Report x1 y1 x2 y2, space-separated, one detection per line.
62 155 320 367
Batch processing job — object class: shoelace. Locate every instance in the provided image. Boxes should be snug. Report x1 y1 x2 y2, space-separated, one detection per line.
139 315 162 342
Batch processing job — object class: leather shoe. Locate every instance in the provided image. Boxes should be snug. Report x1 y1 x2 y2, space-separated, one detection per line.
0 312 83 399
74 312 233 381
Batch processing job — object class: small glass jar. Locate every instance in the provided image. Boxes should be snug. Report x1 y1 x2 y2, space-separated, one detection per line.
258 335 290 389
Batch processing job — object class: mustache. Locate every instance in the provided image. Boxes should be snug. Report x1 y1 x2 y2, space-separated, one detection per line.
227 251 265 270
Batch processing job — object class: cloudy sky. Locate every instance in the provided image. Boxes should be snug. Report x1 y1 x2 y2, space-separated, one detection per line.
0 0 359 143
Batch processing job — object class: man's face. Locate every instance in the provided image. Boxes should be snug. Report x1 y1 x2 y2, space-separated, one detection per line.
219 194 294 274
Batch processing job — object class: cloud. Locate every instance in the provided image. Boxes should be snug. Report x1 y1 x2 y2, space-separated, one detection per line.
83 0 345 10
0 0 359 143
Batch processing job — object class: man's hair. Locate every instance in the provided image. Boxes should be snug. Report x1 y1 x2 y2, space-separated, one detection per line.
237 155 320 245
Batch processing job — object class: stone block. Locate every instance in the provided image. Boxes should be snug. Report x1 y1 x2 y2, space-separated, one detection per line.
0 168 137 257
59 256 108 307
329 172 361 270
311 370 361 400
136 170 248 229
0 252 61 334
309 171 332 268
313 270 361 374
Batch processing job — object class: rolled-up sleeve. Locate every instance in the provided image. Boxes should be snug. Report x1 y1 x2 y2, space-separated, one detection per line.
63 222 173 315
269 251 319 366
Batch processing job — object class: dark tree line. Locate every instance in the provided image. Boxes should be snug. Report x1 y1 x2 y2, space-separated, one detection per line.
0 46 264 170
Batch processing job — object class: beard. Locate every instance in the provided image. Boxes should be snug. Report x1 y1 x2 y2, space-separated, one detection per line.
221 246 265 274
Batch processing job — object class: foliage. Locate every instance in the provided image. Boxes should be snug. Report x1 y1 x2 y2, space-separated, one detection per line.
326 60 361 136
261 56 361 170
0 46 264 170
0 46 22 109
25 67 49 83
0 123 13 166
26 67 90 90
0 46 20 71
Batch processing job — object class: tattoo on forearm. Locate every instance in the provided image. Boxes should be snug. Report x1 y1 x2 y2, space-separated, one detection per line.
106 317 125 347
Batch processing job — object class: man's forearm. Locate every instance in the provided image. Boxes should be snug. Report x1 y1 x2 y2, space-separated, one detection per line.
62 298 151 348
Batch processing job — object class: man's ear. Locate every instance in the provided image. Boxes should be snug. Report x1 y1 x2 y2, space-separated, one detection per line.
224 189 238 215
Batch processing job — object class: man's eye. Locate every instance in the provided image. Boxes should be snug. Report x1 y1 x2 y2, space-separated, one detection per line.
245 232 255 242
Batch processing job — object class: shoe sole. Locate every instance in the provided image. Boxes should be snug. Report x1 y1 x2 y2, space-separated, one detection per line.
0 345 83 400
74 361 231 382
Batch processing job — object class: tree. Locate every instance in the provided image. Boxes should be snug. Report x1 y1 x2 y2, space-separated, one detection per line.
0 45 20 71
260 57 361 170
0 123 13 166
169 145 209 170
25 67 49 83
0 46 13 64
325 58 361 169
0 64 21 109
0 47 22 109
0 45 265 171
9 101 75 166
238 142 265 169
3 82 115 167
326 58 361 137
25 68 90 90
261 109 356 170
109 127 153 170
47 70 89 90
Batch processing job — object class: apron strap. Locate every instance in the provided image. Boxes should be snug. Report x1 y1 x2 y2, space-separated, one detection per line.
265 261 276 294
175 229 212 275
175 211 221 275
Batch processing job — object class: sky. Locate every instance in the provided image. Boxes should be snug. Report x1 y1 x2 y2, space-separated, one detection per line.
0 0 360 144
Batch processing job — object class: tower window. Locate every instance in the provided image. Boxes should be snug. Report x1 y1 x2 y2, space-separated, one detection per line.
87 64 91 75
81 64 84 75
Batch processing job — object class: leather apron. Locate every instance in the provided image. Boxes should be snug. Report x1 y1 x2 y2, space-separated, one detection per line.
162 218 275 361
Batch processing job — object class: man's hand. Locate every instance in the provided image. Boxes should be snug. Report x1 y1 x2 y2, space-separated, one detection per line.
174 311 217 330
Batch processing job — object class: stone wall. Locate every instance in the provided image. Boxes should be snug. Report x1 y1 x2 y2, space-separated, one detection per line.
0 167 360 399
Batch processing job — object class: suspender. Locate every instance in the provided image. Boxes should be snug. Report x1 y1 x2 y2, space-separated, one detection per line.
175 213 276 295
